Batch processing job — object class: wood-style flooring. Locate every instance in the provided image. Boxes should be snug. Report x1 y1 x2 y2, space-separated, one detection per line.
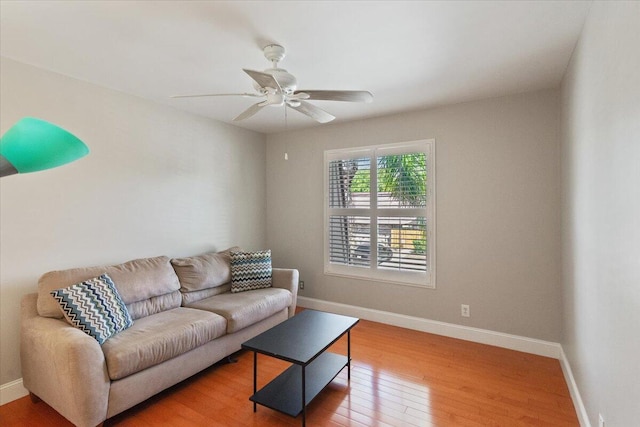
0 312 578 426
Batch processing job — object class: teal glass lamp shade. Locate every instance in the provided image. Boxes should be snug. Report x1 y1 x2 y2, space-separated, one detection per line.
0 117 89 177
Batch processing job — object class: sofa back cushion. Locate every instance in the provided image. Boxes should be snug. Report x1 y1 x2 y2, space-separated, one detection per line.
171 247 239 298
38 256 181 320
180 284 232 305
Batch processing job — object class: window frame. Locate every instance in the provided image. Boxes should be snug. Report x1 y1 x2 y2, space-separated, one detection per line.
323 139 436 288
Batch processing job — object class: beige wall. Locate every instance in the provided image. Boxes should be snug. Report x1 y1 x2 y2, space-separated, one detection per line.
561 2 640 425
0 58 267 386
266 88 562 342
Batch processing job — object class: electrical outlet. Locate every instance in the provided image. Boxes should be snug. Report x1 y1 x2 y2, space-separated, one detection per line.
599 414 605 427
461 304 470 317
299 280 304 290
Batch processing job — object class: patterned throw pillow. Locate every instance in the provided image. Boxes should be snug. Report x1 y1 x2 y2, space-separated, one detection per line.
230 250 272 293
50 273 133 344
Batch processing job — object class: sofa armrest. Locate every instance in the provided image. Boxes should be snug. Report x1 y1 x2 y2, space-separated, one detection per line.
21 293 110 427
271 268 299 317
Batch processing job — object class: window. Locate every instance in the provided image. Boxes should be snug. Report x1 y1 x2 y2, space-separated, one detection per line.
324 139 436 288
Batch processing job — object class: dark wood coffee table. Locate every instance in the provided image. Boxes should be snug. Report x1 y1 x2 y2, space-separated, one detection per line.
241 309 359 426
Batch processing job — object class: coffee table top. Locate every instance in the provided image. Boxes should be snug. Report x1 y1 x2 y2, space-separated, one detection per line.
241 309 359 365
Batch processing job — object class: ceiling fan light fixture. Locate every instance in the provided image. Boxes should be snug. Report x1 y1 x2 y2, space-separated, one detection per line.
265 92 285 106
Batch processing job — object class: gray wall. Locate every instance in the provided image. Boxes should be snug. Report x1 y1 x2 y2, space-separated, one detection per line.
0 58 267 387
560 2 640 426
266 88 562 342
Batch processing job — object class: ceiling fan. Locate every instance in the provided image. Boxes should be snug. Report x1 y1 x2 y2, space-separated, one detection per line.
172 44 373 123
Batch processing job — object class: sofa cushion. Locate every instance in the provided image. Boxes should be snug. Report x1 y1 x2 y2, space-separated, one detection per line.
50 274 133 345
180 284 232 305
185 288 292 333
38 256 181 319
171 247 239 293
125 291 183 320
101 307 227 380
230 250 272 293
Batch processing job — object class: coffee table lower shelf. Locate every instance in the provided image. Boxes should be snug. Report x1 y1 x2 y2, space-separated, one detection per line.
250 351 348 417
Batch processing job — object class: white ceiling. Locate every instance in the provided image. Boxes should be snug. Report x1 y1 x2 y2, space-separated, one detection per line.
0 1 590 134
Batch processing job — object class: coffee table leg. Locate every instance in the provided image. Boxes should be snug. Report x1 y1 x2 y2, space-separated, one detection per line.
348 330 351 381
301 365 306 427
253 351 257 412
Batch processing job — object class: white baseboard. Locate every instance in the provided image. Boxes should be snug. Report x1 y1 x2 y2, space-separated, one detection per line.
559 347 591 427
0 378 28 406
297 296 562 358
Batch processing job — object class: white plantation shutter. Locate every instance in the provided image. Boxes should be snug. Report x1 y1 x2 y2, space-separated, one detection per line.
377 216 427 272
328 156 372 267
328 215 370 266
324 140 436 288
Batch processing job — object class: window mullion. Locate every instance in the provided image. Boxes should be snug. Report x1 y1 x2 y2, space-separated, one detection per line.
376 208 428 217
327 208 372 216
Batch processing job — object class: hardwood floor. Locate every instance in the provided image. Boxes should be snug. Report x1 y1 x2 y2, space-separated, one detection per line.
0 315 578 426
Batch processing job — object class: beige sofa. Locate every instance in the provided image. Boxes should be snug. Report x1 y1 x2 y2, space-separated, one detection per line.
20 248 299 427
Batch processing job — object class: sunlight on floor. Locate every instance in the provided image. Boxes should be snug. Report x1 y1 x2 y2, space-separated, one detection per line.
330 362 433 426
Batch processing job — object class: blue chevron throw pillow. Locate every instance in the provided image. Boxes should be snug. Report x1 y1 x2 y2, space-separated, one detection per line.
230 250 272 293
50 273 133 344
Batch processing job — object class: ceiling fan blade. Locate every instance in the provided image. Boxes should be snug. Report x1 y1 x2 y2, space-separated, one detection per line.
233 103 265 121
243 69 282 91
171 93 262 99
289 100 335 123
294 90 373 103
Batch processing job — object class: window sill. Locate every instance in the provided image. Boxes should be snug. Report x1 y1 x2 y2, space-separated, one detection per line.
323 268 436 289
